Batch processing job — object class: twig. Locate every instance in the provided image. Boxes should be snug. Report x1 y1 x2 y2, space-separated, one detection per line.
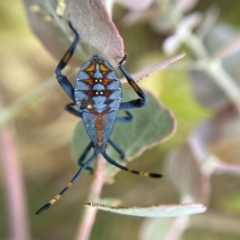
183 32 240 112
0 126 30 240
213 36 240 61
75 154 106 240
0 75 56 131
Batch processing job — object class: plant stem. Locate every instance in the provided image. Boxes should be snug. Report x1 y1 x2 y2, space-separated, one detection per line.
75 154 106 240
0 126 30 240
0 75 56 131
183 31 240 112
207 60 240 112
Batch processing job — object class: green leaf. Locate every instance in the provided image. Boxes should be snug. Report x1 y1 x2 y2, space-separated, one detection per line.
166 142 211 204
121 53 186 84
22 0 124 66
87 198 122 207
71 88 176 180
83 202 206 217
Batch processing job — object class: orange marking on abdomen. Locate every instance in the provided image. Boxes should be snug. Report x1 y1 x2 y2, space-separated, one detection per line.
93 113 107 147
85 62 95 72
97 131 103 147
81 78 95 86
99 62 111 72
102 78 112 85
96 120 104 144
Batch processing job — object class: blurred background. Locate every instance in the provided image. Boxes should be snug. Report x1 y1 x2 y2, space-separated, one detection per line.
1 0 240 239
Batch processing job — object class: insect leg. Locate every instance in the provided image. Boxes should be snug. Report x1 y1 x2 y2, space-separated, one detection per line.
65 103 94 173
55 22 80 101
115 110 133 123
118 54 148 110
35 152 97 215
77 142 94 174
108 138 126 161
102 152 162 178
110 111 133 161
65 102 82 118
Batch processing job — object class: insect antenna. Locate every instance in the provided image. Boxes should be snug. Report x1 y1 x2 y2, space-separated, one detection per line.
36 153 97 215
102 152 162 178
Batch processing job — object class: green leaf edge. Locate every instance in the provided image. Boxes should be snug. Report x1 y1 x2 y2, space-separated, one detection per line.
83 202 207 217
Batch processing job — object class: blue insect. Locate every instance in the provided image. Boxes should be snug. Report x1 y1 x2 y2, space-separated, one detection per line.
36 23 162 215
